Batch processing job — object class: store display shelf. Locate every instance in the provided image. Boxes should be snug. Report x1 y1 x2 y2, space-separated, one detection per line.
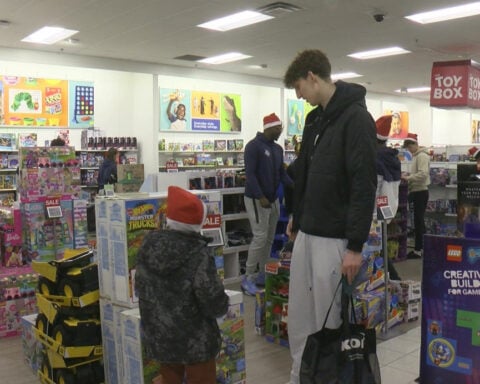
0 188 16 192
159 150 243 154
80 167 99 170
220 187 245 195
0 149 18 153
0 168 17 172
223 244 250 254
81 185 98 189
445 213 457 217
78 148 138 152
222 212 248 221
159 165 241 170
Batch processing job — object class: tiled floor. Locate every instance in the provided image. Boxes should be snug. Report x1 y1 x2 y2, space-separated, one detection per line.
0 258 423 384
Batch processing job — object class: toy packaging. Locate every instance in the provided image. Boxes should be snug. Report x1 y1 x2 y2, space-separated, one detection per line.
264 262 290 347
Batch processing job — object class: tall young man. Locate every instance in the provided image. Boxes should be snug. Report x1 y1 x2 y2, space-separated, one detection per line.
283 49 377 384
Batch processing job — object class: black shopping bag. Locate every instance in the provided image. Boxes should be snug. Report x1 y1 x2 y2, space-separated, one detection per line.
300 279 381 384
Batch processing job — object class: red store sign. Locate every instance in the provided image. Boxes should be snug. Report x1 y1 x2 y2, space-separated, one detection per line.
430 60 480 108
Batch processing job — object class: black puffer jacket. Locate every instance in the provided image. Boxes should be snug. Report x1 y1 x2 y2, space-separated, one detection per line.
293 81 377 252
135 229 228 364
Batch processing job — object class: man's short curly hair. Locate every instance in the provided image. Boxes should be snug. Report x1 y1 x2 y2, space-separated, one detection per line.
283 49 332 88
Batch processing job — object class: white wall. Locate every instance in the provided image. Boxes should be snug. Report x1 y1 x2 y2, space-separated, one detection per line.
2 47 480 174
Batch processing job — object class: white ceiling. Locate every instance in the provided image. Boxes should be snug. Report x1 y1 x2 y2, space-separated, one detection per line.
1 0 480 100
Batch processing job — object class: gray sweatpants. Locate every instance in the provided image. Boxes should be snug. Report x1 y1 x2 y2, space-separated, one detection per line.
288 231 346 384
244 196 280 277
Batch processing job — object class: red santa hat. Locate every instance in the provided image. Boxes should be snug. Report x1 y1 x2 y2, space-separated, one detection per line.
375 115 392 141
167 186 206 232
263 113 282 130
403 133 418 147
468 146 480 159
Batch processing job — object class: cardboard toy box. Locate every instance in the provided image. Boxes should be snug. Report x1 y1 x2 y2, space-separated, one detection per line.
115 164 145 193
21 313 44 373
120 290 246 384
95 195 167 306
264 262 289 347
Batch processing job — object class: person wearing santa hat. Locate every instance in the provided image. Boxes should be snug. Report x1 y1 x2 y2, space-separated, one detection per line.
241 112 293 296
375 115 402 280
135 186 228 384
402 133 430 259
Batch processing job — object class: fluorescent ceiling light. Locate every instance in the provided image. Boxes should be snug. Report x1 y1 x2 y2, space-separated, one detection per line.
348 46 411 60
198 52 251 65
22 26 78 44
198 10 273 31
331 72 363 80
406 2 480 24
395 87 431 93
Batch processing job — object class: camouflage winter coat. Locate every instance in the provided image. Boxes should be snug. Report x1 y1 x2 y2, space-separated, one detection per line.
135 229 229 364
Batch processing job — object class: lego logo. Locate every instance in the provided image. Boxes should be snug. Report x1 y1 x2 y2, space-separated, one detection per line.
447 245 462 261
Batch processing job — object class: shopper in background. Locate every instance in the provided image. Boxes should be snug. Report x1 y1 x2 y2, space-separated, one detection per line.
135 186 228 384
241 113 293 296
97 147 118 192
375 115 402 280
283 49 377 384
50 136 65 146
402 133 430 259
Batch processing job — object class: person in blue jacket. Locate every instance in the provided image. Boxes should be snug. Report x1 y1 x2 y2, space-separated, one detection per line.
97 147 118 192
241 113 293 295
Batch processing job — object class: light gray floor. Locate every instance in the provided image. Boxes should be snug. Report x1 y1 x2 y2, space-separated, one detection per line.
0 258 422 384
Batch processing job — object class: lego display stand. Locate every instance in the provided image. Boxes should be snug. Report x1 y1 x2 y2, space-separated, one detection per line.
377 205 406 341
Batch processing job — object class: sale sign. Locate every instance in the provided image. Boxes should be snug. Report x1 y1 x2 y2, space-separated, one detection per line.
430 60 480 108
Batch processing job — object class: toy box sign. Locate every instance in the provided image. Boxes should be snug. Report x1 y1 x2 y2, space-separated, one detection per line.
430 60 480 108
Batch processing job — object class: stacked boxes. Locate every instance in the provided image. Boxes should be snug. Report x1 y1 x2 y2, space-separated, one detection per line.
31 248 103 383
21 313 43 373
264 262 289 347
0 271 38 338
391 280 421 322
119 290 246 384
96 190 225 383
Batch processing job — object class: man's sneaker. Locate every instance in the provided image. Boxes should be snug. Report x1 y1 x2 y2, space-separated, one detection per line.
407 250 422 259
241 275 259 296
255 271 266 287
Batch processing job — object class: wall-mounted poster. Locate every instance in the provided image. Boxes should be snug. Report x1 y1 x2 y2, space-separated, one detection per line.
159 88 242 133
471 120 480 143
2 76 68 126
383 110 410 139
286 99 314 136
68 80 95 128
0 76 94 128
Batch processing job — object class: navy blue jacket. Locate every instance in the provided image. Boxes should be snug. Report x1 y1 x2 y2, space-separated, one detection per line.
244 132 292 202
97 159 117 189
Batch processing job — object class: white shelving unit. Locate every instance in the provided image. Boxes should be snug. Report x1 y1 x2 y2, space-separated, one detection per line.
156 172 250 282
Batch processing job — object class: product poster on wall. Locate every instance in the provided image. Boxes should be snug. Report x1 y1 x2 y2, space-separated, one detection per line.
471 120 480 143
68 80 95 128
286 99 314 136
383 110 409 139
0 76 94 128
159 88 242 133
1 76 68 126
420 235 480 383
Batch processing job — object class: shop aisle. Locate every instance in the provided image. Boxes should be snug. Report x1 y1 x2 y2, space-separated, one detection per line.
1 259 422 384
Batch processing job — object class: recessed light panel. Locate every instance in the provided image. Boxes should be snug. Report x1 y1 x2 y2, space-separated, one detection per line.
198 10 273 31
198 52 252 65
406 2 480 24
22 26 78 45
348 47 411 60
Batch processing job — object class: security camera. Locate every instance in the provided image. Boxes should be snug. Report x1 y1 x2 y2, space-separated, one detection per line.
373 14 385 22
